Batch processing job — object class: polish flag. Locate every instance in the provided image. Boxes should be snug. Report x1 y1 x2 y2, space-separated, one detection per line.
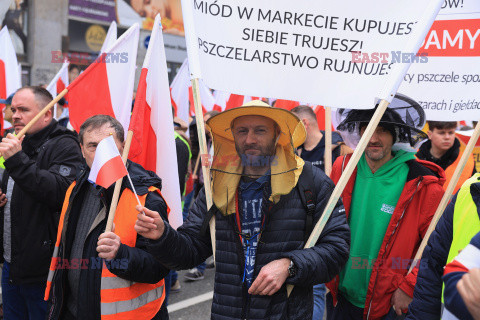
171 58 216 120
0 26 21 115
88 135 128 189
100 21 117 53
273 99 299 110
170 59 190 124
129 15 182 229
46 61 69 118
67 23 139 134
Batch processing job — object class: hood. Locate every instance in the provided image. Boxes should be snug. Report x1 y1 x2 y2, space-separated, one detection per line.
407 158 446 187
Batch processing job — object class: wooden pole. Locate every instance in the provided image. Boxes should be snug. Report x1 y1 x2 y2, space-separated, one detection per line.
16 88 69 139
324 107 332 176
408 120 480 273
287 99 390 296
191 78 216 260
105 130 134 232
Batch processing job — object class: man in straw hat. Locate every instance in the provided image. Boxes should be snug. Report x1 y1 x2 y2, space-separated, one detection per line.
326 94 445 320
135 100 350 319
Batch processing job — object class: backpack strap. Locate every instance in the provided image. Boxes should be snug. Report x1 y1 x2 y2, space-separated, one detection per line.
297 162 316 243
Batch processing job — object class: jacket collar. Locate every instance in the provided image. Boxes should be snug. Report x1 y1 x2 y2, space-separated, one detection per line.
22 119 58 155
417 138 460 170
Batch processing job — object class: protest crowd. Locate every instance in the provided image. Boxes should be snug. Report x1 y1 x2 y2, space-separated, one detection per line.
0 1 479 320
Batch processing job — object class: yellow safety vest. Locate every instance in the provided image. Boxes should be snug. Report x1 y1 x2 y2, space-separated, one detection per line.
441 173 480 305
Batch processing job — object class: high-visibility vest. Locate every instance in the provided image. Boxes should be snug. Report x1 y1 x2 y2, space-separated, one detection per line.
444 142 475 195
441 174 480 306
45 182 165 319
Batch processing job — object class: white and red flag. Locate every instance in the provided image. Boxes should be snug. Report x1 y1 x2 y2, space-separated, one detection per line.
129 14 182 229
171 58 217 120
88 135 128 189
100 21 117 53
46 61 69 118
67 23 139 134
0 26 21 111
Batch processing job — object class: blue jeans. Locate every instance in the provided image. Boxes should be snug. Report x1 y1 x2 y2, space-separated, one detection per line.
2 262 48 320
163 271 172 306
313 283 326 319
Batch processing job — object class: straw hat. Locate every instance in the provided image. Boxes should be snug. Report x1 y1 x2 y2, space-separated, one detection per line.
205 100 306 215
206 100 306 149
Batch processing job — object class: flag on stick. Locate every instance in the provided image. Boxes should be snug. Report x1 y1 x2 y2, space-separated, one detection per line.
129 14 183 229
88 135 128 189
67 24 139 134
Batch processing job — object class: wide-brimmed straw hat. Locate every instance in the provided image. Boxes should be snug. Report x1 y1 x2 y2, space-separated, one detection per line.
336 93 427 147
207 100 306 149
205 100 306 216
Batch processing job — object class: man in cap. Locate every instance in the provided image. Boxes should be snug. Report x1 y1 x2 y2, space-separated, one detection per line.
135 101 350 319
0 86 83 319
326 95 445 319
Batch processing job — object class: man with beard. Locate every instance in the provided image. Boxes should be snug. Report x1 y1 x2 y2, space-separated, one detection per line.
134 101 350 319
326 95 445 320
416 121 475 195
0 86 83 319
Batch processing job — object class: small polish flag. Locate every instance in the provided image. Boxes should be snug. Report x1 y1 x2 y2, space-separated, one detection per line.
88 135 128 189
46 61 69 119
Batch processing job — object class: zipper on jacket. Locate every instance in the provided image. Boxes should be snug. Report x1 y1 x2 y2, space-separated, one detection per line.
366 178 422 319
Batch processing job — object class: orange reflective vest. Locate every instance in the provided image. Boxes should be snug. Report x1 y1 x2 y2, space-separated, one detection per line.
45 182 165 320
445 142 475 195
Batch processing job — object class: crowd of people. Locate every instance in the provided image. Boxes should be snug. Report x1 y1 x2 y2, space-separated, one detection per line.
0 84 478 320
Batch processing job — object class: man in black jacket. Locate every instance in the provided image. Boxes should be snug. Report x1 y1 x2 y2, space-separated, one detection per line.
45 115 170 320
136 101 350 320
0 86 83 319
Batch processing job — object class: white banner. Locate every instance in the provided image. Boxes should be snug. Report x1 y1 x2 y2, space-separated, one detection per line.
181 0 443 109
399 1 480 121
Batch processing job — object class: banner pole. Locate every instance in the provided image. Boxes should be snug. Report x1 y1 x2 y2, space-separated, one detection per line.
16 88 69 139
287 99 390 296
408 120 480 273
105 130 134 232
324 107 332 176
191 78 216 260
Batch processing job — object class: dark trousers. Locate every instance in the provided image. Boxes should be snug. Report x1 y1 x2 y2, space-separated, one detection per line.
326 293 406 320
1 262 48 320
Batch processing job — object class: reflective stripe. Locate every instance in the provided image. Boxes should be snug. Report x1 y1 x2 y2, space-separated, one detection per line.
101 276 134 290
101 285 164 315
442 307 459 320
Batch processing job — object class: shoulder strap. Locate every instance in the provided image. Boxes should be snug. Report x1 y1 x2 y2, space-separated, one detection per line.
297 162 316 243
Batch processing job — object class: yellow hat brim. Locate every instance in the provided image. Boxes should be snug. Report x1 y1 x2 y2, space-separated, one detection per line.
206 100 306 148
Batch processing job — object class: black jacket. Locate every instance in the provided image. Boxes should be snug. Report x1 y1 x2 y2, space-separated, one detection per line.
0 120 83 284
406 181 480 319
47 161 170 320
147 164 350 320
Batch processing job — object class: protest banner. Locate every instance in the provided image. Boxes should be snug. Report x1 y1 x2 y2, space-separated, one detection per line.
182 0 444 109
181 0 444 283
399 1 480 121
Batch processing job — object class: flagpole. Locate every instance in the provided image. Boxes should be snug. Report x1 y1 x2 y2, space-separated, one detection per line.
191 78 216 260
286 99 390 296
407 120 480 273
105 130 134 233
324 107 332 176
15 88 69 139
